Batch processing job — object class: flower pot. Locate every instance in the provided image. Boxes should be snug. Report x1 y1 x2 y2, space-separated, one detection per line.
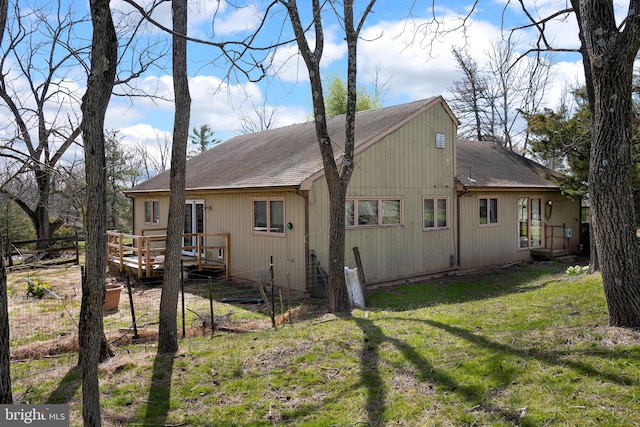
103 283 124 313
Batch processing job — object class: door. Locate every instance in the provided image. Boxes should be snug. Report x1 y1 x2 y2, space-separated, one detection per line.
184 200 204 256
518 197 543 249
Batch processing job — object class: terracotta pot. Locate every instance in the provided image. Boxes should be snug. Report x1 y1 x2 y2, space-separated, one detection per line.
103 283 124 313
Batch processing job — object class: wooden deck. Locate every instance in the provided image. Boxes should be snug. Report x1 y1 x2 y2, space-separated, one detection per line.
107 231 230 279
531 224 570 259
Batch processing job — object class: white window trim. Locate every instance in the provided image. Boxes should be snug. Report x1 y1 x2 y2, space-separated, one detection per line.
252 197 286 237
423 196 449 231
144 200 160 224
517 196 544 250
345 197 404 228
478 196 500 227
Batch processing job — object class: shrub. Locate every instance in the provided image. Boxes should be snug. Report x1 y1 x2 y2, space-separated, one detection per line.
565 265 588 276
24 280 51 299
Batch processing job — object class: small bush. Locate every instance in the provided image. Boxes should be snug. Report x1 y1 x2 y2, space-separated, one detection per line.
24 280 52 299
565 265 588 276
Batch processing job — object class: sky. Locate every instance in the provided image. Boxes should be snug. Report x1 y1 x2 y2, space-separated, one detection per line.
103 0 589 149
1 0 602 168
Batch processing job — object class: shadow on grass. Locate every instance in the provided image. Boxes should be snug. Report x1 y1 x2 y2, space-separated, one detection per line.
353 317 491 425
405 317 638 387
45 365 81 404
368 262 569 311
142 352 175 425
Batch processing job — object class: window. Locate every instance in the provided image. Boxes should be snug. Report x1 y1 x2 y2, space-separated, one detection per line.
144 200 159 224
345 198 403 227
435 132 446 149
518 197 543 249
479 197 499 226
253 198 285 235
423 197 448 230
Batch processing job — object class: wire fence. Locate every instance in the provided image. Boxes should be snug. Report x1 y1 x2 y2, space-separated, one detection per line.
7 262 329 361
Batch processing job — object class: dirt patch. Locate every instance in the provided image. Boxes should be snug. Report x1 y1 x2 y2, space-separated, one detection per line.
7 264 328 360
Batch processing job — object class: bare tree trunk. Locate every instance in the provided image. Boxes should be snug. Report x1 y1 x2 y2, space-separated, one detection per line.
158 0 190 353
575 0 640 327
79 0 117 424
283 0 376 313
0 238 12 404
0 0 13 405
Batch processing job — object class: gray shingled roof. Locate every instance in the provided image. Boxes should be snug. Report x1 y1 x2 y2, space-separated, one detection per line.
127 99 558 194
456 139 559 189
127 97 444 193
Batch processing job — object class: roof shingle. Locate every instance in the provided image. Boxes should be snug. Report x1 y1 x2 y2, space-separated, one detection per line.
127 97 443 193
456 139 559 189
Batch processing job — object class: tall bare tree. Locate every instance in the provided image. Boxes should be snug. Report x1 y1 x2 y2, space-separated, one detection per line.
448 40 552 152
134 132 172 179
485 39 552 152
78 0 117 423
517 0 640 326
157 0 191 353
0 0 166 247
449 46 489 142
0 0 12 405
284 0 376 312
0 1 89 248
237 98 281 134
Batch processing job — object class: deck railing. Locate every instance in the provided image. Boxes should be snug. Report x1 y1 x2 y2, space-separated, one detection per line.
106 231 230 278
543 224 568 255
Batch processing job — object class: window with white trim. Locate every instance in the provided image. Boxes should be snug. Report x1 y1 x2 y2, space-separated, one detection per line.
518 197 543 249
423 197 448 230
479 196 499 226
435 132 446 149
144 200 159 224
253 198 285 235
345 198 402 227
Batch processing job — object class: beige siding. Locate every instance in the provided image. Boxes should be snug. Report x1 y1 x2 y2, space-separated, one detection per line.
133 194 170 234
309 102 459 284
458 191 581 270
198 191 307 291
132 190 307 291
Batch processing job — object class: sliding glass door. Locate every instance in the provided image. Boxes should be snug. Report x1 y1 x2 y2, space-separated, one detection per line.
518 197 543 249
184 200 204 255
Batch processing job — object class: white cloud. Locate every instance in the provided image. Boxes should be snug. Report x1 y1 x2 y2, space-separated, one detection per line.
268 25 348 83
358 17 503 102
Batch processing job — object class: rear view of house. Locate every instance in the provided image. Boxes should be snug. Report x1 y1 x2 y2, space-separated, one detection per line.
122 97 580 293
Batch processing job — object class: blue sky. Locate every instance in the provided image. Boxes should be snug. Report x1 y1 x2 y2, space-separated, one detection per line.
102 0 590 148
1 0 595 162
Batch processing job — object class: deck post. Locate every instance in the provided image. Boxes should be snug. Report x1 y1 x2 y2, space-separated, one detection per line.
137 236 143 278
198 233 202 271
118 233 124 272
144 236 151 278
226 233 230 279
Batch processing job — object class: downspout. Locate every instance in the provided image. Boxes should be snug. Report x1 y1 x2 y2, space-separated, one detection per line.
294 189 310 293
455 177 468 270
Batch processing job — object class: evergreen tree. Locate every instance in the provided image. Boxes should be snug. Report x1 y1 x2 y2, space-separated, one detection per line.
188 124 221 157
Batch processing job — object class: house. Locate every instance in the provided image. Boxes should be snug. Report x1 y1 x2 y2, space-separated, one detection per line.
123 97 580 292
456 139 580 270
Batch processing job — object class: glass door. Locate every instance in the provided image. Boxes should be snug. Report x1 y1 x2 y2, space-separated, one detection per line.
184 200 204 256
530 198 542 248
518 197 543 249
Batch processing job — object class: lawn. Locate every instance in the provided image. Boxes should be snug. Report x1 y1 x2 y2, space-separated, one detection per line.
8 261 640 426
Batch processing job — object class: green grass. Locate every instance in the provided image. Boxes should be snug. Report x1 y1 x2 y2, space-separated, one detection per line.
10 262 640 426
